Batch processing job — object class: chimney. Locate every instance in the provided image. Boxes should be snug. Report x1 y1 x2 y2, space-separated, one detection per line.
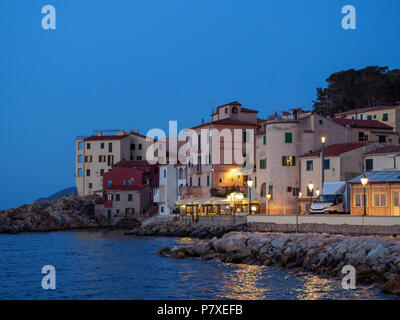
96 130 102 136
201 118 204 125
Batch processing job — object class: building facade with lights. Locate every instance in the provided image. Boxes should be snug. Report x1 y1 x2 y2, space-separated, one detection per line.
180 101 261 201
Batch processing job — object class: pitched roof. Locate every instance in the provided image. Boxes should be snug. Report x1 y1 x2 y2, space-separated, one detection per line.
84 134 130 141
113 160 158 168
331 118 393 130
336 105 398 116
191 118 258 129
216 101 241 109
241 107 259 113
299 142 371 158
364 145 400 156
348 171 400 183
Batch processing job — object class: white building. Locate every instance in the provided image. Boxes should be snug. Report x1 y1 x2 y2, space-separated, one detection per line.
363 145 400 171
154 164 187 215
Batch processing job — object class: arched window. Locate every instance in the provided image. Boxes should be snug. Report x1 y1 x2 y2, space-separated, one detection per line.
260 183 266 197
232 106 238 113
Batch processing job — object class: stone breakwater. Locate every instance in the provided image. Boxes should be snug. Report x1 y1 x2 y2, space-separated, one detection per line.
157 231 400 296
0 194 124 234
127 218 249 238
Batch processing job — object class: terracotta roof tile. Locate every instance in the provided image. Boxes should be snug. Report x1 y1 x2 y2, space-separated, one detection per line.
331 118 393 130
364 145 400 156
299 142 372 158
84 135 130 141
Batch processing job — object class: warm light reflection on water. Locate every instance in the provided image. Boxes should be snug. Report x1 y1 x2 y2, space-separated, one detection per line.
0 231 397 300
217 264 270 300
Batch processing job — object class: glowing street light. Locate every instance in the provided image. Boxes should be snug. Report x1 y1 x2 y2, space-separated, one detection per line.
316 189 321 197
247 178 254 214
266 193 272 215
361 175 368 223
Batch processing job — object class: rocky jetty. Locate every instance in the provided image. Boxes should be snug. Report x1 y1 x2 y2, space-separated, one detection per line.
127 218 248 238
158 231 400 296
0 194 108 234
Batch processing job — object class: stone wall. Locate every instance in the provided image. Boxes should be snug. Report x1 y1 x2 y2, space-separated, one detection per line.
248 222 400 236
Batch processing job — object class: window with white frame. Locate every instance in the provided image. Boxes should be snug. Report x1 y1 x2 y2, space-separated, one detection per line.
355 193 367 207
373 193 387 207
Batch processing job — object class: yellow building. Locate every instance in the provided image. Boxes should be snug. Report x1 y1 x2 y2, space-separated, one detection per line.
335 104 400 133
348 171 400 216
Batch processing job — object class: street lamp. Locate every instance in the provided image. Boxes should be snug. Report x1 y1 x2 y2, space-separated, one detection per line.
308 182 314 213
297 192 302 233
247 178 254 215
361 175 369 225
316 189 321 197
266 193 272 215
321 136 326 191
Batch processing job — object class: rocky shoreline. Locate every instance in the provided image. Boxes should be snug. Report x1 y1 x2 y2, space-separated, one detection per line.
156 231 400 296
0 194 139 234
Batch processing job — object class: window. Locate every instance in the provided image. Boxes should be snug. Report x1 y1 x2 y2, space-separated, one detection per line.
260 183 266 197
100 143 104 149
383 113 388 121
123 180 127 186
225 108 228 114
161 206 164 213
128 194 133 201
85 155 92 163
107 155 114 166
243 131 247 143
367 115 372 120
98 155 106 162
100 169 104 176
131 144 135 150
319 120 323 125
107 180 112 186
207 175 210 186
306 160 313 171
163 169 166 178
355 194 367 207
78 142 83 150
77 168 83 177
282 156 296 166
373 193 386 207
198 177 201 186
285 132 292 143
86 169 90 176
293 187 300 197
307 188 313 197
87 143 91 149
139 144 142 150
260 159 266 169
324 159 330 170
107 194 113 201
263 135 266 145
116 194 120 201
378 136 386 143
360 114 364 120
137 156 142 160
78 155 83 163
358 132 368 142
88 183 92 189
373 115 377 119
190 177 192 186
366 159 373 171
108 142 112 153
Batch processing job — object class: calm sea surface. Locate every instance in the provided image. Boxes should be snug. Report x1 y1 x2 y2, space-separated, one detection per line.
0 230 396 300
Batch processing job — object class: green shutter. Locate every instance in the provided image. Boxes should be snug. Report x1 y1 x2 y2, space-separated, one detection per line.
263 135 266 145
285 132 292 143
282 156 286 166
292 156 296 166
260 159 263 168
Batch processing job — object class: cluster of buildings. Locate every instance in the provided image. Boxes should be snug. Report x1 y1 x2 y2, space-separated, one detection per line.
75 102 400 221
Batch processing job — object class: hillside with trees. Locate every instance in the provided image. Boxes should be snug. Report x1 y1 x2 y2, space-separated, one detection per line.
313 66 400 116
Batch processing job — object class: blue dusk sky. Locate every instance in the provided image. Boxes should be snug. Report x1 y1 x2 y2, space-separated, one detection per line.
0 0 399 209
